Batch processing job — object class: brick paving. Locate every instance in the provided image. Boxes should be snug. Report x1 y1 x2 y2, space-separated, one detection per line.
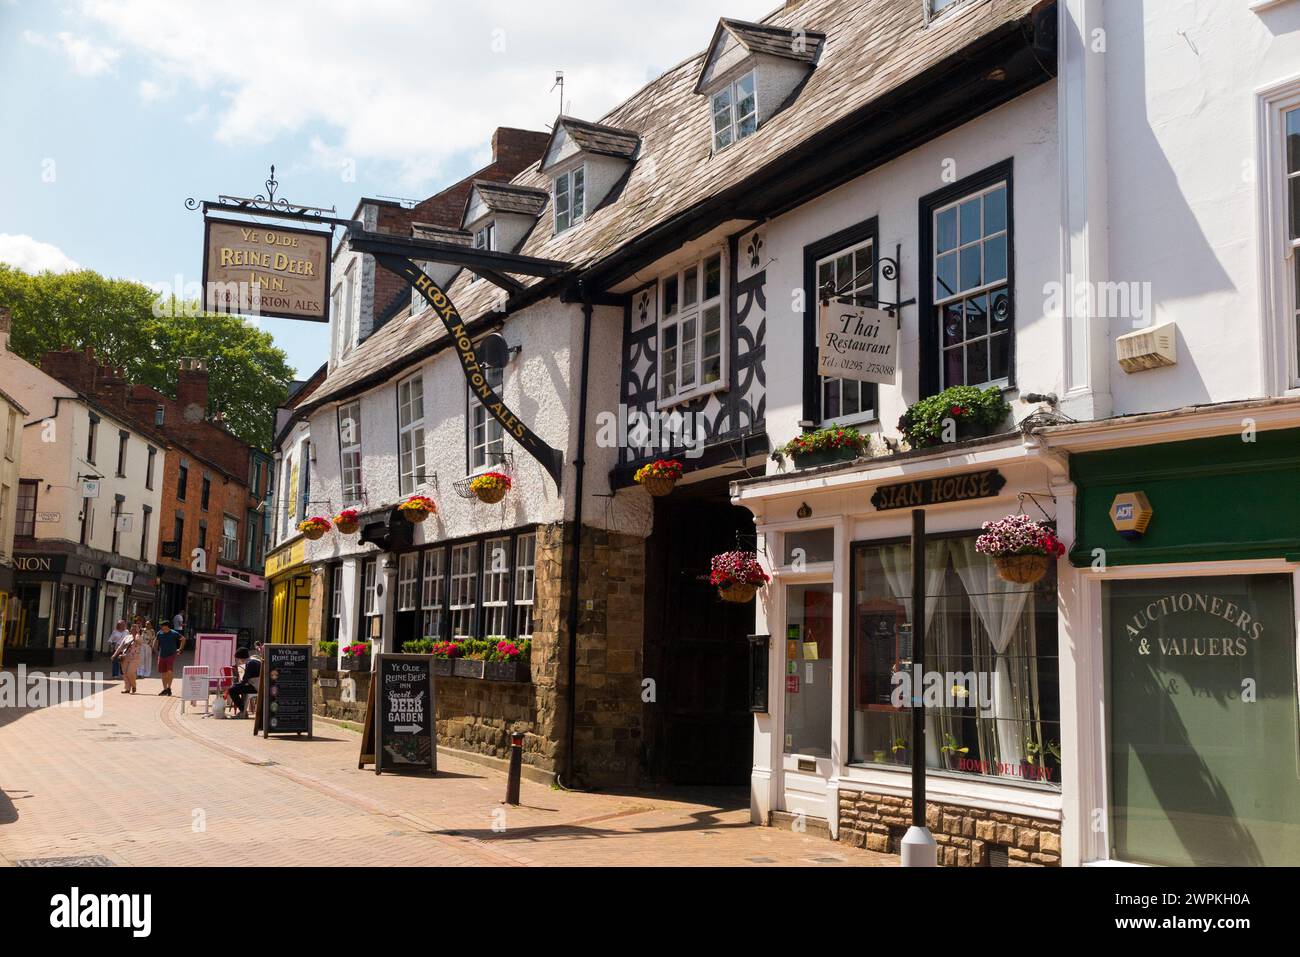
0 663 895 867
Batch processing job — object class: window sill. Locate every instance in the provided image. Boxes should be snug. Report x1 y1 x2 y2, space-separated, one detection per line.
820 411 878 429
657 379 727 411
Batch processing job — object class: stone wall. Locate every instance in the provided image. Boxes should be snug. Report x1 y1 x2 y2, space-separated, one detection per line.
837 789 1061 866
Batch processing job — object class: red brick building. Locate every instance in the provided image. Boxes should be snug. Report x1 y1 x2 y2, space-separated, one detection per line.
39 350 272 640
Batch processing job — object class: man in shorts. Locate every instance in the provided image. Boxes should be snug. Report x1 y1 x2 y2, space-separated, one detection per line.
155 621 185 696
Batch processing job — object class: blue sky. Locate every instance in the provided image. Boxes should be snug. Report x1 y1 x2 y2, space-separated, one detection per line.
0 0 774 378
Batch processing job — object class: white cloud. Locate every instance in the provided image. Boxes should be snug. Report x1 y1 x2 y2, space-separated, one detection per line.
62 0 773 191
0 234 82 273
23 29 121 76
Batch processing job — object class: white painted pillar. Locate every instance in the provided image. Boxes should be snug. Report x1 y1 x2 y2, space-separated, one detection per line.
751 522 777 825
1057 0 1113 422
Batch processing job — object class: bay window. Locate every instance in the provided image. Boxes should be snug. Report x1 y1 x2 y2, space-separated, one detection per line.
658 251 726 405
360 558 381 642
481 536 511 637
449 542 479 639
514 532 536 639
397 552 419 613
421 548 446 639
397 373 425 495
849 532 1060 788
815 236 876 423
554 165 585 233
711 70 757 152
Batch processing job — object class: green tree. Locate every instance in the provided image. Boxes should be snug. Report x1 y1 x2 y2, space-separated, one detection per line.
0 265 293 449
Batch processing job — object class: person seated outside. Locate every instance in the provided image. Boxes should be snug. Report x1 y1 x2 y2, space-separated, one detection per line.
226 647 261 718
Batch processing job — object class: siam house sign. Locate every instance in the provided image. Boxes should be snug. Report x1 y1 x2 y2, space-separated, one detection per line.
871 469 1006 511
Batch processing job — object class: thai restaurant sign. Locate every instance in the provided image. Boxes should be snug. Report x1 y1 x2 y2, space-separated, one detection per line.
203 218 331 322
817 300 898 384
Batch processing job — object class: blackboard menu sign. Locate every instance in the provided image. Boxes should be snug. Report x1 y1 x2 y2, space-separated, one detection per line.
257 643 313 738
366 654 436 775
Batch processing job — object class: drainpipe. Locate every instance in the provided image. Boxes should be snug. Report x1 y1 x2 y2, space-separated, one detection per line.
561 296 594 789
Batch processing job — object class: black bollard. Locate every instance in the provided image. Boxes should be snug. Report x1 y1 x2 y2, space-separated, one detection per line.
505 731 524 805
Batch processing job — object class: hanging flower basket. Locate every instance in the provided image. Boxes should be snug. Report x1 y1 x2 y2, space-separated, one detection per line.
470 471 511 504
710 550 770 603
635 459 685 497
975 514 1066 585
297 516 331 541
333 509 360 535
398 495 437 523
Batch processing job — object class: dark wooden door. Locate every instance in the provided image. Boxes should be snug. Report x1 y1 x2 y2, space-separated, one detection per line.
644 477 754 785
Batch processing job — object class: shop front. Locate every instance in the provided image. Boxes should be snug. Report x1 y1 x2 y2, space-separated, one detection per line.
1052 413 1300 867
265 539 311 644
734 437 1068 866
5 548 105 666
215 564 266 645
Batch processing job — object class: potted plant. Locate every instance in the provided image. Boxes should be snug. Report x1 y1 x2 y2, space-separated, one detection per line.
709 550 770 603
896 385 1010 450
975 514 1067 584
297 516 332 541
634 459 685 497
401 637 433 654
430 639 462 677
891 736 910 766
340 641 371 671
333 509 360 534
1042 740 1062 784
484 638 531 682
453 638 489 678
773 425 869 469
940 733 969 771
1022 738 1043 781
314 640 338 671
469 472 511 505
398 494 437 524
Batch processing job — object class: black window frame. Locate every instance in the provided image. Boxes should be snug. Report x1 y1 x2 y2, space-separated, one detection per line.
177 462 188 501
200 475 211 511
15 479 37 537
801 215 881 424
86 412 99 464
116 430 128 477
111 493 124 554
145 446 156 490
918 158 1015 398
140 504 152 560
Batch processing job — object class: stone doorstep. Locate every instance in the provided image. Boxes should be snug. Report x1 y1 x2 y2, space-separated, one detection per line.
768 810 834 841
313 714 558 787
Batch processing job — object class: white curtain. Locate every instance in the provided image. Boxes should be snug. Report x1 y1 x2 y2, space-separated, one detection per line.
951 537 1031 765
877 541 951 765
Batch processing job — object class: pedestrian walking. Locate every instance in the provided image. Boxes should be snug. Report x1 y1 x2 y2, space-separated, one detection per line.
172 609 185 639
107 619 129 679
155 620 185 696
136 617 156 679
112 629 142 694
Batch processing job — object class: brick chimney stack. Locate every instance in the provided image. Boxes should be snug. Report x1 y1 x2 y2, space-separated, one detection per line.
176 357 209 423
491 127 551 166
40 347 99 396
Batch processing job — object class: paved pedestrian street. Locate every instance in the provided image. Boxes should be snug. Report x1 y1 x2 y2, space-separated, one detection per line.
0 666 894 868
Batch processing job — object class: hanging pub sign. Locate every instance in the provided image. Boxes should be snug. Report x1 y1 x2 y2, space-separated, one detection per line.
202 218 331 322
871 468 1006 511
817 300 898 385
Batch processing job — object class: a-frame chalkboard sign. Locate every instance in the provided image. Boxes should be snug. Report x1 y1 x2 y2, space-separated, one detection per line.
254 643 314 738
358 653 436 775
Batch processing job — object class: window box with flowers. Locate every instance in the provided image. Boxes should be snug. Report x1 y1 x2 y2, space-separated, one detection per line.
634 459 684 497
897 385 1010 450
710 550 770 603
314 640 338 672
774 426 869 469
297 516 332 541
429 639 462 676
469 471 511 505
974 514 1066 584
340 641 371 671
333 509 360 534
398 495 436 524
483 638 532 682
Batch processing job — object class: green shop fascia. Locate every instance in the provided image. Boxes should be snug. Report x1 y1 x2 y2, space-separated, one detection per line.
1066 424 1300 867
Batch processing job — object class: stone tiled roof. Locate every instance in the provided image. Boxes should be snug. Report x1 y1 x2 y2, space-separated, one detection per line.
412 222 472 245
469 180 550 218
301 0 1042 415
719 18 826 64
547 116 642 165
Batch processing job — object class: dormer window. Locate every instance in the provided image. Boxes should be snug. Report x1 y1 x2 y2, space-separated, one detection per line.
711 70 757 152
474 221 496 251
554 166 585 233
695 18 824 150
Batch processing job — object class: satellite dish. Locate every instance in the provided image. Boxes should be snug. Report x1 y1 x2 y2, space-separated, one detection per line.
478 332 512 369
